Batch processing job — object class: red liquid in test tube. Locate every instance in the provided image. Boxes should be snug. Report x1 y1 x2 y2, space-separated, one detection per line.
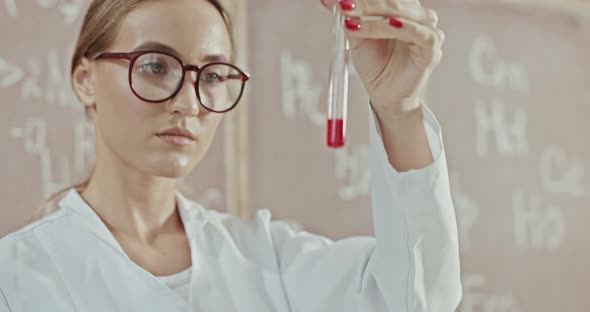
326 7 350 149
326 118 345 148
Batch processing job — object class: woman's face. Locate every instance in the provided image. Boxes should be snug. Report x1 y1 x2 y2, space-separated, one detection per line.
86 0 232 178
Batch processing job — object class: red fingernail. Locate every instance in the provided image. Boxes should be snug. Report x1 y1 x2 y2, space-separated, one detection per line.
344 17 361 31
339 0 356 11
389 18 403 28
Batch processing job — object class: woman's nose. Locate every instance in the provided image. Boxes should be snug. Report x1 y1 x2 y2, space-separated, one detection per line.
165 73 201 117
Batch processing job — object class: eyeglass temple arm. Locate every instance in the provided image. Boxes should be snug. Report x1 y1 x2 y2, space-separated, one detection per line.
94 52 134 60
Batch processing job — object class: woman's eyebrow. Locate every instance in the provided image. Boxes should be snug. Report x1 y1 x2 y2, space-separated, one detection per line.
200 54 228 63
133 42 229 63
133 41 179 56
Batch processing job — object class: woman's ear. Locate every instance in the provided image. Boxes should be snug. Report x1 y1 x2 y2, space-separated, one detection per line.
72 57 97 110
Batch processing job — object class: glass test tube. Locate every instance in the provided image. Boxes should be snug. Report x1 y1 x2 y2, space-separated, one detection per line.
326 6 350 149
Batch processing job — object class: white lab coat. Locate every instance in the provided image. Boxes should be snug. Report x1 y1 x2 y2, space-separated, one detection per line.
0 105 462 312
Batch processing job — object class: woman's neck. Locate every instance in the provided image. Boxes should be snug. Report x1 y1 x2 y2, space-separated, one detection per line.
80 156 182 244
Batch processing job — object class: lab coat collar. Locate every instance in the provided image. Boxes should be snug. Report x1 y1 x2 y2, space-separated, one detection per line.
175 190 210 238
36 189 202 311
58 188 210 255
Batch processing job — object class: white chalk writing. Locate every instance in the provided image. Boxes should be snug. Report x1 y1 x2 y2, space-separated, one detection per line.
280 50 325 127
3 0 85 24
469 36 529 93
475 98 528 158
335 145 370 201
460 274 521 312
10 117 94 198
513 189 566 249
0 56 24 87
539 144 586 197
451 173 479 250
1 51 80 110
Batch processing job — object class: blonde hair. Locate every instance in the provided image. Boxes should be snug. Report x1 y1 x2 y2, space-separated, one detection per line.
36 0 235 219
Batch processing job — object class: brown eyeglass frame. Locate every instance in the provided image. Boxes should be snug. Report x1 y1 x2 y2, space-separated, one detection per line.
94 50 250 113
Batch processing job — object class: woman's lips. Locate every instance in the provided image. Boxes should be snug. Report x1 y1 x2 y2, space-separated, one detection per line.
156 127 196 146
157 134 195 146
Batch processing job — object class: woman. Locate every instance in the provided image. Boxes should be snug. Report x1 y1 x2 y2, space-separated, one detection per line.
0 0 461 311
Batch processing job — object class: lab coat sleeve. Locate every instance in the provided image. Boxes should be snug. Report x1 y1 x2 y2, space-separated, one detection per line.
268 104 462 312
0 288 11 312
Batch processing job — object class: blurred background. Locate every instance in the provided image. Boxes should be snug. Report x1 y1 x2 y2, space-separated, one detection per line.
1 0 588 311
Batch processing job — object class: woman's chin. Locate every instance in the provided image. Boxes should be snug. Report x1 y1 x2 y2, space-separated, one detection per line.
148 156 196 178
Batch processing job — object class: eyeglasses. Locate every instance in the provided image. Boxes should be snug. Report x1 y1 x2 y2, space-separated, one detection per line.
94 50 250 113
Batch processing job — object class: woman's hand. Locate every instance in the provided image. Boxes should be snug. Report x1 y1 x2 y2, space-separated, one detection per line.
320 0 445 171
321 0 444 117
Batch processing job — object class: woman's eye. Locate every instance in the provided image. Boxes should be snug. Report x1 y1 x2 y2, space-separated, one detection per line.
202 72 223 83
139 62 166 74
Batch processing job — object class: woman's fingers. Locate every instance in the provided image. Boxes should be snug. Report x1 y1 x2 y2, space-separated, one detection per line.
344 16 444 49
424 8 438 28
321 0 435 26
